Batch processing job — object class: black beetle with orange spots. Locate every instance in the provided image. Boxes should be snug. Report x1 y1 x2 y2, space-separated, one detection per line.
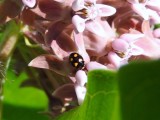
69 52 85 70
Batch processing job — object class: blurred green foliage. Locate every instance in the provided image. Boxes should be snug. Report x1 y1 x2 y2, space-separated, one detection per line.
3 69 49 120
0 21 49 120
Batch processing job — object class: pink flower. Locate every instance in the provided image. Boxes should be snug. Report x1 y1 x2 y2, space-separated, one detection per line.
127 0 160 24
82 17 116 57
29 31 90 76
108 32 144 68
50 30 107 104
29 29 108 104
135 21 160 59
72 0 116 36
29 37 106 105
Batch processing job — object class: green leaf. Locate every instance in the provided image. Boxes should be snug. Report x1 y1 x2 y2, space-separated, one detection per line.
118 60 160 120
55 70 120 120
54 60 160 120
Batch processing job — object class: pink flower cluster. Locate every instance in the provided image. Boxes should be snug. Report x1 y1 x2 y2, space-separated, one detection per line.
1 0 160 107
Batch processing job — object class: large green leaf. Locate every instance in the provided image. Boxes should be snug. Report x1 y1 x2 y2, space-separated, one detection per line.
55 70 120 120
54 60 160 120
118 60 160 120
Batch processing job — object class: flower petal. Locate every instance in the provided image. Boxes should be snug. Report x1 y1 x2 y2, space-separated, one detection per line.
51 40 69 60
141 20 154 38
86 62 107 71
72 15 86 33
136 37 160 59
112 39 129 52
153 28 160 38
85 20 106 37
132 3 149 20
96 4 116 17
45 21 70 45
72 0 85 11
22 0 36 8
108 52 122 68
120 33 144 43
74 85 86 105
73 32 90 63
53 84 78 104
146 0 160 12
75 70 87 86
131 45 144 56
147 9 160 24
28 55 74 75
30 0 63 20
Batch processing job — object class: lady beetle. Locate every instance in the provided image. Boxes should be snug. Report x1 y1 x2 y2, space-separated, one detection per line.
69 52 85 70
